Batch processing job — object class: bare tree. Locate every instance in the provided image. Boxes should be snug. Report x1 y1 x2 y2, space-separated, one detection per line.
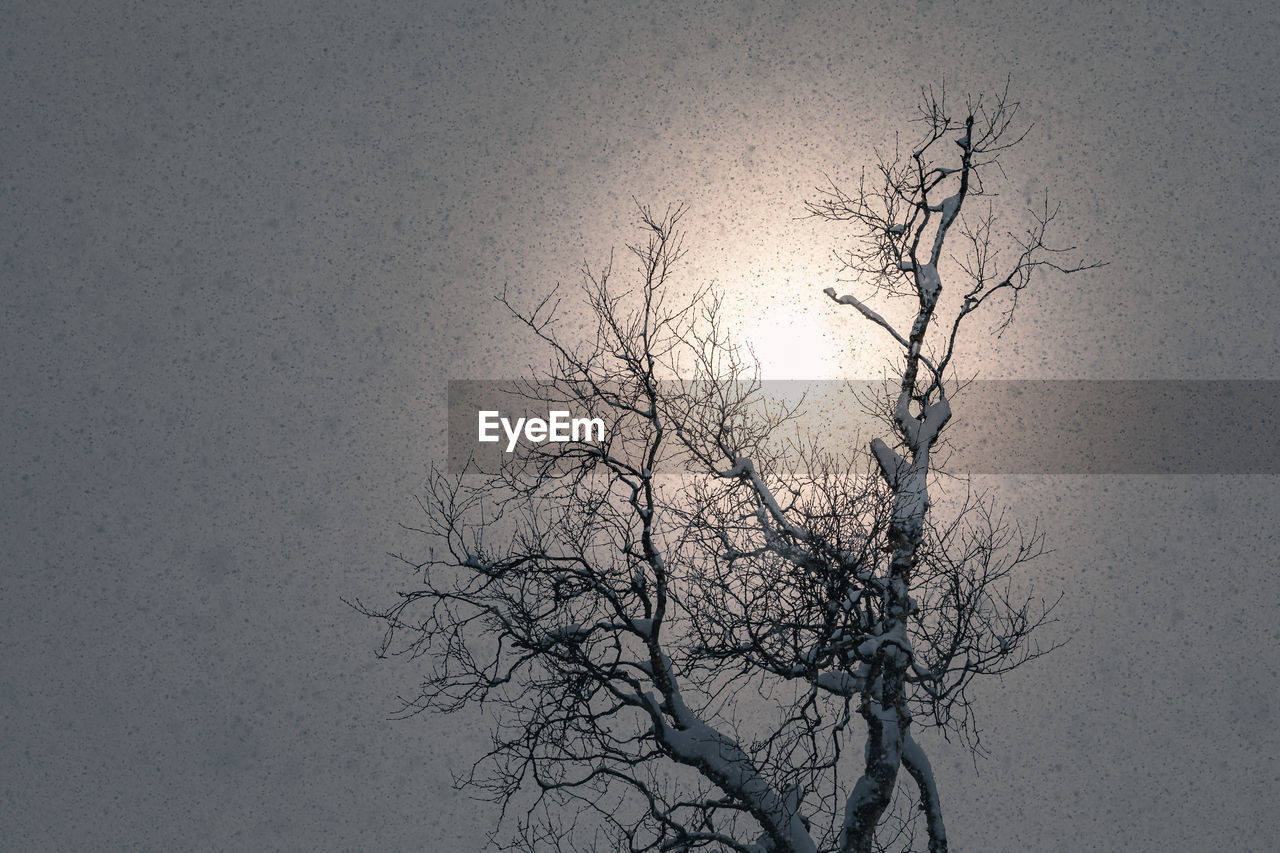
354 86 1098 852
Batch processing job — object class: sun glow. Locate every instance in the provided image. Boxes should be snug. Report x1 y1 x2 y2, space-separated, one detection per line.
738 303 848 381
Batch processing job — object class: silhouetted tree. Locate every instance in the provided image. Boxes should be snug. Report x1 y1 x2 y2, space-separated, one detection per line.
354 85 1098 852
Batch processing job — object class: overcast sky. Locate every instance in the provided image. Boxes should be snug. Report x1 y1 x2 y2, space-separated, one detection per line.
3 1 1278 850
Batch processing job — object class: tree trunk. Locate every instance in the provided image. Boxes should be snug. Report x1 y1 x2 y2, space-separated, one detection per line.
843 387 950 852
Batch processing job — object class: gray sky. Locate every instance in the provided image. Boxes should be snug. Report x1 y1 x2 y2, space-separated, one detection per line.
2 1 1277 850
